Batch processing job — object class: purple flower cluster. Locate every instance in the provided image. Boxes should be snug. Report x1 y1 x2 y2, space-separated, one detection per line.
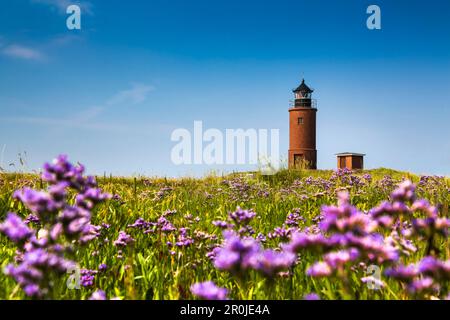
283 232 340 253
303 293 321 300
193 230 217 241
386 256 450 296
0 155 110 298
223 177 252 201
362 173 372 184
228 207 256 224
89 290 107 300
418 256 450 280
112 194 125 205
210 207 257 237
113 231 135 247
163 209 177 216
267 226 294 241
80 269 98 287
370 181 449 258
284 209 305 227
333 168 352 177
24 214 40 226
282 190 401 282
213 231 295 278
213 231 260 273
190 281 228 300
13 187 64 223
174 227 194 247
158 216 177 232
0 213 34 244
390 180 416 203
4 247 74 297
411 200 449 239
384 230 417 257
212 220 233 229
127 213 179 235
247 249 296 277
154 186 173 201
377 175 394 190
319 191 377 236
127 217 153 230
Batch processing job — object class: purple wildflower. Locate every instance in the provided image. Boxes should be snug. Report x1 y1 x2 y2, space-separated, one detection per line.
284 210 305 227
213 231 261 273
206 247 221 261
304 293 320 300
4 248 74 298
0 213 35 244
89 290 107 300
418 256 450 280
323 249 359 269
101 222 111 229
24 214 40 225
248 249 296 277
80 269 97 287
0 155 110 299
391 180 416 203
385 264 418 281
157 216 177 232
256 233 267 243
127 217 150 230
306 262 332 277
267 227 293 241
228 207 256 224
284 232 340 253
360 275 385 288
175 227 194 247
407 277 438 295
13 187 62 219
190 281 228 300
362 173 372 183
320 191 376 235
113 231 135 247
212 220 232 229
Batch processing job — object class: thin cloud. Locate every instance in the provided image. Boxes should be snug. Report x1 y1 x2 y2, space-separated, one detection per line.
2 116 132 133
2 44 44 61
1 115 168 135
72 106 105 122
0 83 156 133
48 34 84 47
106 84 155 106
0 33 83 62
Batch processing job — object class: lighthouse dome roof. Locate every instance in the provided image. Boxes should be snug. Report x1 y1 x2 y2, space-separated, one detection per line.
293 79 313 94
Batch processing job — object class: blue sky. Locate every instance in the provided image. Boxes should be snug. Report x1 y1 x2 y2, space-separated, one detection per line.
0 0 449 177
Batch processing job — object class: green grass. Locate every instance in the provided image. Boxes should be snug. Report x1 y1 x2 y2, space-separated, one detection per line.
0 168 448 300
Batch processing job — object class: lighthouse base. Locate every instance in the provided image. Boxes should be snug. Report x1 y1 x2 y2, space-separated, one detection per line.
288 149 317 169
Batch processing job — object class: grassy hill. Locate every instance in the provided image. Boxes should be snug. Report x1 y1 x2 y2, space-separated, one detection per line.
0 167 448 300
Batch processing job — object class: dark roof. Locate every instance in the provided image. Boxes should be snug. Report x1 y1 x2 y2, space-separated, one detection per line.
335 152 366 157
293 79 313 93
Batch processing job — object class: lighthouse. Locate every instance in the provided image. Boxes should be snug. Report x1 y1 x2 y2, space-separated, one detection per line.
288 79 317 169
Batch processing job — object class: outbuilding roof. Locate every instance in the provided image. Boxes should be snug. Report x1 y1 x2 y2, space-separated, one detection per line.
335 152 366 157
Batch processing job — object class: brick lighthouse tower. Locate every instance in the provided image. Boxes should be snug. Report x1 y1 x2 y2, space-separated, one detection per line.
288 79 317 169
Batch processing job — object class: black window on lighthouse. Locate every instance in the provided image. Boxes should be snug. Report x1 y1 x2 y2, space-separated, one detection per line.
298 117 303 124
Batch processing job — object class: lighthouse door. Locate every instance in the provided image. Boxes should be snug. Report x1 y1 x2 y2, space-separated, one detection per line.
294 154 304 168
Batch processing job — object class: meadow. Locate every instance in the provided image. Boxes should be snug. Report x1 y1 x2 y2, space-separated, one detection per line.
0 155 449 300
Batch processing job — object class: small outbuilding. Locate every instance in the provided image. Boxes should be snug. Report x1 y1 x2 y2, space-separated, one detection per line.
336 152 365 170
